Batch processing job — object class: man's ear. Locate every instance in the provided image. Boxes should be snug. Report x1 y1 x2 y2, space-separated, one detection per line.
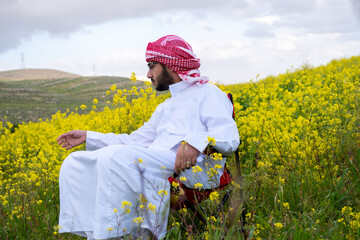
166 66 174 72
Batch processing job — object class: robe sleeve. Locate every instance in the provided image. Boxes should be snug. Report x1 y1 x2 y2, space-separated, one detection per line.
86 106 160 151
183 88 240 156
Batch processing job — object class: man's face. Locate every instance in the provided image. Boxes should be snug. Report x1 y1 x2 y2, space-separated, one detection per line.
147 62 174 91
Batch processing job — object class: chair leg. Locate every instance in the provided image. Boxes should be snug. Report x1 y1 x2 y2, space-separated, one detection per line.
217 189 232 213
184 200 207 224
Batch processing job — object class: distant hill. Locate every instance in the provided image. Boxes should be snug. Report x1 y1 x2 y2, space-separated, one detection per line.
0 73 150 124
0 68 81 80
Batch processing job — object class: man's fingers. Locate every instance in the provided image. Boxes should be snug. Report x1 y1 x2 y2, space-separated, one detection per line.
175 142 200 173
180 158 186 171
65 145 73 150
174 155 181 174
57 132 71 141
184 161 192 169
191 157 197 167
57 138 66 145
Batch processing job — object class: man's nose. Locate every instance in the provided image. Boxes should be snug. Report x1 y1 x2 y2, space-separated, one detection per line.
147 70 152 79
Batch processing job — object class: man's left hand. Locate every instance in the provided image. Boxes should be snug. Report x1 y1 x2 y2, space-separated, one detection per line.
175 141 199 174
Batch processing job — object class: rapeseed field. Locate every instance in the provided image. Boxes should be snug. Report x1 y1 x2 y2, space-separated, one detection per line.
0 56 359 239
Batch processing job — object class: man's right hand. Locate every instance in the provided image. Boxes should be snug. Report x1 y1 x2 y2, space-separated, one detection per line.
57 130 87 150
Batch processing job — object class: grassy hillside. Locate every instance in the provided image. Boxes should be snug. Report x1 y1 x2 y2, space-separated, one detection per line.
0 76 146 124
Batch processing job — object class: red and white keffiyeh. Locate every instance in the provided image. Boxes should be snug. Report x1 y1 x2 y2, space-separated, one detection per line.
145 35 209 85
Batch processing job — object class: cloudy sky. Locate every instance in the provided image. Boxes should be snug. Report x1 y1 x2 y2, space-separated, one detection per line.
0 0 359 84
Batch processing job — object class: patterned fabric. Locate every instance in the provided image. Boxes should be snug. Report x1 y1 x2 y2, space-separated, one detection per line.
146 35 209 85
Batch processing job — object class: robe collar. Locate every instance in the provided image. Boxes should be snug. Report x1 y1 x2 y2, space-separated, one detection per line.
169 80 194 97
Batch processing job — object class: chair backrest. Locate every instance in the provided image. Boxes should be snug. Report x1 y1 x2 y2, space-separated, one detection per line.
227 93 241 178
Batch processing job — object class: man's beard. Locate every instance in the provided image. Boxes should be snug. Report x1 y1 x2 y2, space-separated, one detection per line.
155 66 175 91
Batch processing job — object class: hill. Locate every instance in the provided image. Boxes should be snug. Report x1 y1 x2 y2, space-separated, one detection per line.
0 75 148 124
0 68 81 80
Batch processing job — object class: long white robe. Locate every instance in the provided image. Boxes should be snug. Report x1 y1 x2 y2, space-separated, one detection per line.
58 81 240 239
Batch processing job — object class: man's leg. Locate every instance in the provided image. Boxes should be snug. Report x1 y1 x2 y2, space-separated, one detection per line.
58 145 176 239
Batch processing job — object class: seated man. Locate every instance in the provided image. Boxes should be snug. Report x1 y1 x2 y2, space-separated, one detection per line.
57 35 240 239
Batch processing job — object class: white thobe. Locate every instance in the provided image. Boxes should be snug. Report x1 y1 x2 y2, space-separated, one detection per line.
58 81 240 239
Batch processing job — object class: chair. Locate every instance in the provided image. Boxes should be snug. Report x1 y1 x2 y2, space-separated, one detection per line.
168 93 243 224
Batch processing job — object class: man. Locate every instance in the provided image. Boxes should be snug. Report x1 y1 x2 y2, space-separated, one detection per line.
57 35 240 239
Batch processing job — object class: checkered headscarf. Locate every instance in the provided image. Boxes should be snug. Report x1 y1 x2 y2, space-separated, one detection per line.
145 35 209 85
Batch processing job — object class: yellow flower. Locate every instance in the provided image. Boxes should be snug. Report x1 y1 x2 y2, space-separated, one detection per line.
207 216 217 222
214 164 222 169
274 222 283 229
148 203 156 212
107 227 114 231
110 84 117 91
341 206 352 215
158 190 168 196
279 177 285 184
207 136 216 145
192 166 203 173
179 176 187 181
179 208 187 214
130 72 137 82
140 194 148 203
283 202 290 210
121 201 132 208
212 152 222 160
132 217 144 224
113 208 117 213
172 222 180 227
93 98 98 104
207 168 218 177
171 181 180 188
194 183 203 189
245 212 252 221
209 191 219 202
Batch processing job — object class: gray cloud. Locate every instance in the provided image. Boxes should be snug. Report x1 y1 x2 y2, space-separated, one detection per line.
244 22 276 38
351 0 360 23
0 0 248 54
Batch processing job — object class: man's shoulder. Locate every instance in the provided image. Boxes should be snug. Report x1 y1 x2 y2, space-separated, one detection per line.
199 82 227 97
190 82 223 93
177 82 227 102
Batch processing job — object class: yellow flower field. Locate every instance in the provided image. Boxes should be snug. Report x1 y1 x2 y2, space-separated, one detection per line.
0 56 359 239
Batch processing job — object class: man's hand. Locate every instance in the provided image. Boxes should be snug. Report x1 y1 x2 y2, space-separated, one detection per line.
174 141 200 174
57 130 87 150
